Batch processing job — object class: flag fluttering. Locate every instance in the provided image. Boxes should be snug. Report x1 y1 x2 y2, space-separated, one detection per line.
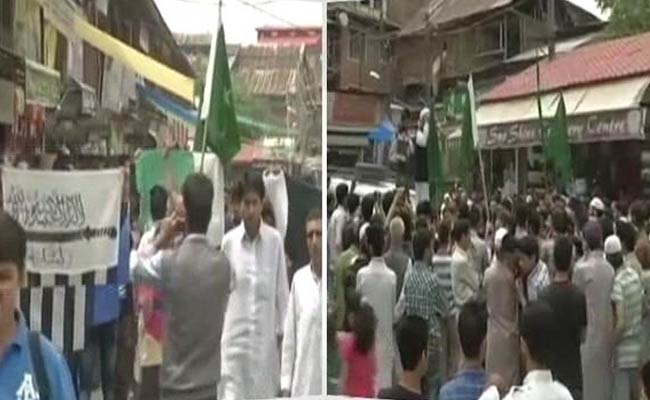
194 25 240 163
427 106 444 205
548 94 572 187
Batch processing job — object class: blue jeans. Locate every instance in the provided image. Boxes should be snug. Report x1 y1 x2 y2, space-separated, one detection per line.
78 321 118 400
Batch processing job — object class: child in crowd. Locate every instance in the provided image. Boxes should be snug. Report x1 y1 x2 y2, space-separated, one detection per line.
338 293 378 398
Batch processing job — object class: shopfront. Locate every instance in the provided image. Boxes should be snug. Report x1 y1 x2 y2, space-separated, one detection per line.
0 46 26 162
477 76 650 198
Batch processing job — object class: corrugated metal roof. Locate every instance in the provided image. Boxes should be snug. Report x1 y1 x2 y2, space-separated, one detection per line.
232 45 302 96
485 31 650 102
400 0 513 36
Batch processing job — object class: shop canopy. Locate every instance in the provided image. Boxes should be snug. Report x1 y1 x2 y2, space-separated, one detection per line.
476 76 650 149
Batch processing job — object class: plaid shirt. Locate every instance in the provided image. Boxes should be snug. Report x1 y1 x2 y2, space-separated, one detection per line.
400 261 450 339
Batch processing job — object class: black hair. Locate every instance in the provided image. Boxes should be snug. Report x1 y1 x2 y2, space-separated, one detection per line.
150 185 169 222
397 315 429 371
366 223 385 257
361 195 375 223
415 216 430 231
551 208 568 234
382 191 395 216
554 235 573 273
335 183 349 206
501 233 518 254
181 173 214 234
458 299 488 359
468 204 481 229
607 252 624 270
346 193 360 215
617 220 638 254
515 202 528 227
306 208 321 224
412 227 432 261
452 219 471 243
600 216 614 240
616 200 629 217
518 235 540 263
437 219 451 246
416 201 432 218
242 171 266 200
631 200 646 227
520 300 555 366
528 211 542 236
230 180 244 202
0 211 27 274
348 293 376 355
458 202 470 220
583 221 603 251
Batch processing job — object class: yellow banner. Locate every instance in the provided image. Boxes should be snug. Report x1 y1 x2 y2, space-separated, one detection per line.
73 16 195 102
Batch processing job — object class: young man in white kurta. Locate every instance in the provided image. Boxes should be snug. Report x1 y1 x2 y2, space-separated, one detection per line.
356 223 397 391
281 210 323 396
220 174 290 400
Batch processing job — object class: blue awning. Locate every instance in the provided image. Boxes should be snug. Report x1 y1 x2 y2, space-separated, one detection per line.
368 119 396 143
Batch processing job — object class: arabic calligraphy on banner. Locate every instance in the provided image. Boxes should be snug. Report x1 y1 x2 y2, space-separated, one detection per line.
478 109 646 149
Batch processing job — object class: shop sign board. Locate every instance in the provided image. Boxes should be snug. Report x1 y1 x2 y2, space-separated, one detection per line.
478 109 645 149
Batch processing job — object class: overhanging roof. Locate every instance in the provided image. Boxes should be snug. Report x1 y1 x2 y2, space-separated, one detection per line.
477 75 650 126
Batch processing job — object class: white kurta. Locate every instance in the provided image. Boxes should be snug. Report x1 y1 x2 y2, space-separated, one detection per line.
220 223 290 400
280 265 322 396
356 258 397 391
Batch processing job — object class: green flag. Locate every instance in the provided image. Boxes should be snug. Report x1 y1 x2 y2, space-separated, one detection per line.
427 106 444 206
194 25 240 162
548 94 572 187
460 87 475 186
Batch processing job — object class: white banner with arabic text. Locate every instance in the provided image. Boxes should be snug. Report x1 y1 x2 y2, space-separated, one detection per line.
1 168 123 275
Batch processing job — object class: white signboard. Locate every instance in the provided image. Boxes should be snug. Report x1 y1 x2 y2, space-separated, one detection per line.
2 168 123 275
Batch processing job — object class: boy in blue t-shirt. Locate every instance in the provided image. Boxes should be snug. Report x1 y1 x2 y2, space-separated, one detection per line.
0 210 77 399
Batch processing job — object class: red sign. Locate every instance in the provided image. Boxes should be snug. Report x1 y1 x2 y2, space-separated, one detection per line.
330 92 382 127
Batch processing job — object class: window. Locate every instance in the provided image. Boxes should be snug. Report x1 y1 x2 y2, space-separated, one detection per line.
349 31 364 60
475 19 505 56
0 0 13 30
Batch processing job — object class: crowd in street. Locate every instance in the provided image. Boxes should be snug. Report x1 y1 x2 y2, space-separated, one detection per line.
0 168 322 400
327 182 650 400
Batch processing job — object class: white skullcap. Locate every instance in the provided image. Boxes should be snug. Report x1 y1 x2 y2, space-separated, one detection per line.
604 235 622 255
590 197 605 212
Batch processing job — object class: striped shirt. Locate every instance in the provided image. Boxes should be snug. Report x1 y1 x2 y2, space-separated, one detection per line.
433 253 454 311
611 265 644 368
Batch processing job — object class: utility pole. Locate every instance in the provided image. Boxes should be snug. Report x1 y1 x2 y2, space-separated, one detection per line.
548 0 556 58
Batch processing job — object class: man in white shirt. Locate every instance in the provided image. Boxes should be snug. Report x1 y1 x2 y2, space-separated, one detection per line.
328 183 349 260
220 172 290 400
280 209 322 397
451 219 480 308
357 223 397 391
480 300 574 400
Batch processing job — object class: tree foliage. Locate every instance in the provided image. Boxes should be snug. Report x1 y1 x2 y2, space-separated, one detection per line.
596 0 650 37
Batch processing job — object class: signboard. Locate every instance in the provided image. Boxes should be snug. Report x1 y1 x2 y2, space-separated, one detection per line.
26 59 61 107
1 168 123 275
478 109 646 149
330 92 382 127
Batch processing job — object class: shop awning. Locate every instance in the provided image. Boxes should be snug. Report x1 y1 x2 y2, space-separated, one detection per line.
476 76 650 149
73 16 195 102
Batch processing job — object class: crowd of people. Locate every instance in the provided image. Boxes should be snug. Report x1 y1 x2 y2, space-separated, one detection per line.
327 182 650 400
0 169 322 400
